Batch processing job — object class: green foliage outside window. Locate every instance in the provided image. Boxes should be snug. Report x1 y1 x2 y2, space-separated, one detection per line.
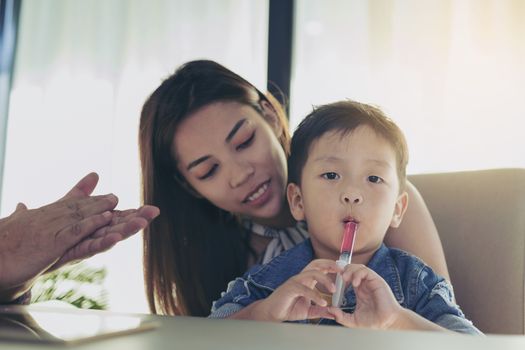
31 263 108 310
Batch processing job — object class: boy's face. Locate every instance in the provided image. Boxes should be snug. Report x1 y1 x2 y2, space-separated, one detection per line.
287 125 408 262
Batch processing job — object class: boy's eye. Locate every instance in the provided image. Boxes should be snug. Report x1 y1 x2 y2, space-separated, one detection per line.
368 175 383 184
198 164 218 180
236 131 256 151
322 172 340 180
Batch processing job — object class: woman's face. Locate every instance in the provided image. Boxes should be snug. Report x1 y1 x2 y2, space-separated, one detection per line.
173 101 288 220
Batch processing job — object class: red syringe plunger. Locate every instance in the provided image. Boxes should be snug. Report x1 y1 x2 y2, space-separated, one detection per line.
340 221 357 254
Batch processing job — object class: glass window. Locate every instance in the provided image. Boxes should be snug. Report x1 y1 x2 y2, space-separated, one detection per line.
1 0 269 312
291 0 525 174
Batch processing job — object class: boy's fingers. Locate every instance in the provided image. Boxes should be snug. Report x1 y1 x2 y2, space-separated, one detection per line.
290 283 328 307
342 264 370 287
352 267 374 288
308 305 335 320
295 271 335 292
328 307 355 328
303 259 342 273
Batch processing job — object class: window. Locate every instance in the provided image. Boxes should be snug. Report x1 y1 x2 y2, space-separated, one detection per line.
291 0 525 174
1 0 268 312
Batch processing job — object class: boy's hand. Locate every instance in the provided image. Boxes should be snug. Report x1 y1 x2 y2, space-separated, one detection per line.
254 259 341 322
328 264 403 329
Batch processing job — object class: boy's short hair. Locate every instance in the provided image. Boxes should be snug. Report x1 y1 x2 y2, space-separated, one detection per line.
288 100 409 191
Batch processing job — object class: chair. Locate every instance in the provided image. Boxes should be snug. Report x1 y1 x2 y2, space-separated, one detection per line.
409 168 525 335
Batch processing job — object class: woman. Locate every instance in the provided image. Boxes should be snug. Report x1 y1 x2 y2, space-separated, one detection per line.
139 60 448 316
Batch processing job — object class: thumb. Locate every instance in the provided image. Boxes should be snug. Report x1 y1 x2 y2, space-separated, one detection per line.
62 172 99 199
15 202 28 211
328 307 355 328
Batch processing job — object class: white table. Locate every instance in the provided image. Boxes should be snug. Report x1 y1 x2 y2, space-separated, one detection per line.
1 306 524 350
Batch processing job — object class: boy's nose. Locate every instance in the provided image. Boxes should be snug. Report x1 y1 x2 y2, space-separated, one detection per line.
341 191 363 205
229 161 255 188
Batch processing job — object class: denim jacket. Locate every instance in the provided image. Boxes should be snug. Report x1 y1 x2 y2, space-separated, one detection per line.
210 240 481 334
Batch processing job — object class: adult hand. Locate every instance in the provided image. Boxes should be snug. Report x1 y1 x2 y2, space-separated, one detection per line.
48 205 159 271
0 172 159 302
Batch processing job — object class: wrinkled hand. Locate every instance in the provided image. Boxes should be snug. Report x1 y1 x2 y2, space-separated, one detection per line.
48 205 159 271
327 264 402 329
0 172 159 301
255 259 340 322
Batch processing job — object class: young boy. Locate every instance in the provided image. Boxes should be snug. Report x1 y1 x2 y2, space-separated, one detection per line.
210 100 480 334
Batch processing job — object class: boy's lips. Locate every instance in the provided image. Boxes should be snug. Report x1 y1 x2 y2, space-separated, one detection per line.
342 216 359 224
242 179 271 204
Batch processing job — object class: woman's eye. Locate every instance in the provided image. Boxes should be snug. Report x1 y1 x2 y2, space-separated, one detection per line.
198 164 218 180
322 172 340 180
368 175 383 184
236 131 255 150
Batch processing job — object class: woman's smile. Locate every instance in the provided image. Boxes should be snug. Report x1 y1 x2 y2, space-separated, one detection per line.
243 179 272 206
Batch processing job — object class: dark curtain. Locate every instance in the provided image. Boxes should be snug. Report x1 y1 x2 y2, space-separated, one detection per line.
267 0 294 116
0 0 21 208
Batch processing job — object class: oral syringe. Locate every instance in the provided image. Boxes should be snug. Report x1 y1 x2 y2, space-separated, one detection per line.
332 221 358 308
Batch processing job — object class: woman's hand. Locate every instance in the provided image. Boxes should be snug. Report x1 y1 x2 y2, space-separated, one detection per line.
253 259 341 322
328 264 402 329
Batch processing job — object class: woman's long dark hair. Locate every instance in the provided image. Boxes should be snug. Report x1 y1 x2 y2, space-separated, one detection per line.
139 60 290 316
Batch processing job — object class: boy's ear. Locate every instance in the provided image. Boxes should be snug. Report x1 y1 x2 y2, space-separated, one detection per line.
260 99 283 139
287 183 306 221
390 191 409 228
